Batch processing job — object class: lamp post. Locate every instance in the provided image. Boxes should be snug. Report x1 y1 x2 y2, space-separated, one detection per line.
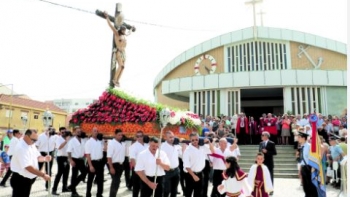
0 83 13 130
42 109 54 197
21 114 28 131
152 108 171 197
42 110 54 128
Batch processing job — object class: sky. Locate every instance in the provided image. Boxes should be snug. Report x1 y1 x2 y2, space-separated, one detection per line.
0 0 347 103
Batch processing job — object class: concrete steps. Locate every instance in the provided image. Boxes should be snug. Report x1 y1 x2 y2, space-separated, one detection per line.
238 145 299 178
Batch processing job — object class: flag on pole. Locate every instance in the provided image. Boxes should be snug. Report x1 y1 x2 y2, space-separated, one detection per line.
308 113 326 197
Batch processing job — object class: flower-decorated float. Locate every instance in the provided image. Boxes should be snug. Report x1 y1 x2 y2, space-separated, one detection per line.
69 88 202 139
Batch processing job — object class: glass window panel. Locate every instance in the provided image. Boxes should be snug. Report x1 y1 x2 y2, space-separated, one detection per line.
301 88 305 100
296 88 300 114
212 91 215 103
317 88 322 113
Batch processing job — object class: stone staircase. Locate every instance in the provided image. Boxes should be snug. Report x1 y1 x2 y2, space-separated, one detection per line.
238 145 299 178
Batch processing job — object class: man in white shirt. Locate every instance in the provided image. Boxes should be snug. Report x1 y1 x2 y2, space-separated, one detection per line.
85 127 104 197
67 126 87 197
107 129 126 197
135 137 170 197
0 129 21 187
129 131 148 197
10 129 51 197
210 138 239 197
299 113 310 127
161 131 182 197
35 127 57 190
123 138 132 190
182 133 214 197
52 127 71 195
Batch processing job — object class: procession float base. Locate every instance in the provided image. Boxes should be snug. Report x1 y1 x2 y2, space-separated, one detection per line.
70 88 201 139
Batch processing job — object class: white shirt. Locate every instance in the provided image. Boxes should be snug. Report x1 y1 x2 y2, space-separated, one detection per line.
182 144 211 173
299 118 309 127
67 137 85 159
218 176 252 197
11 139 41 179
107 139 126 163
7 137 20 156
211 147 240 170
125 140 132 157
55 136 69 157
35 133 56 152
161 142 181 169
85 137 103 160
135 148 170 176
129 141 148 162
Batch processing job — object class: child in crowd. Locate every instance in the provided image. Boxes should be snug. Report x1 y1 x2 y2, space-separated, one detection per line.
0 145 10 177
217 156 252 197
248 152 273 197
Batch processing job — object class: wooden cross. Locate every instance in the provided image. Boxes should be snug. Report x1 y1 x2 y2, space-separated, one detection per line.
95 3 136 88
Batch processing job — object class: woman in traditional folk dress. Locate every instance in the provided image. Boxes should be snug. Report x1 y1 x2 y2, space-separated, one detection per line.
104 11 134 87
217 156 252 197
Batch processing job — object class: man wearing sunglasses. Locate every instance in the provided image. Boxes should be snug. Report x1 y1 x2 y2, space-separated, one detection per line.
182 133 214 197
129 131 149 197
10 129 52 197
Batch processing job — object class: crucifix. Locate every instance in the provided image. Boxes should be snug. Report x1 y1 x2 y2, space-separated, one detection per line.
95 3 136 88
257 9 266 26
245 0 263 38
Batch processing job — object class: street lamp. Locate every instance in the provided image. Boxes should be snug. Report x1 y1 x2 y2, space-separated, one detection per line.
42 109 54 128
0 83 13 130
21 114 28 131
42 109 54 197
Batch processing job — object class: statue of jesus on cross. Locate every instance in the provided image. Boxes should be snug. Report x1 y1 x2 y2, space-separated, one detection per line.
96 4 135 88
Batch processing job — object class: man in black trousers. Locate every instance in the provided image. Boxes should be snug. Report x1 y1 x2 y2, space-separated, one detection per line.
258 131 277 195
52 127 71 195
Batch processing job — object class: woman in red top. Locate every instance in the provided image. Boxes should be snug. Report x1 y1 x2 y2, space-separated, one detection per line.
332 116 341 135
281 114 291 145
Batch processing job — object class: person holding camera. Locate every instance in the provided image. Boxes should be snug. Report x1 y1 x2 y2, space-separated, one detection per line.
67 126 87 197
210 138 239 197
52 127 71 195
35 127 56 190
85 127 104 197
10 129 52 197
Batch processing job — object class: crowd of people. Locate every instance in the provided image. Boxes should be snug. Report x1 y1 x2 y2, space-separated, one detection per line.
0 109 347 197
199 112 347 146
0 125 276 197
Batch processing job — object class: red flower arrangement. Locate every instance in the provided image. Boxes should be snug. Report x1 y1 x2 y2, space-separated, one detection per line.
69 88 201 139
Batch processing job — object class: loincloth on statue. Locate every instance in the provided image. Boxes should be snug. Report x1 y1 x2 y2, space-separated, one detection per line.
113 48 126 61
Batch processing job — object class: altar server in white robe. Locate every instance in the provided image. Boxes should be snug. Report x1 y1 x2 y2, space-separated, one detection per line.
247 152 273 197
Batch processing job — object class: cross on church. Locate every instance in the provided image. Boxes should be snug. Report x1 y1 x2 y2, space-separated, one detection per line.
245 0 263 38
257 10 266 26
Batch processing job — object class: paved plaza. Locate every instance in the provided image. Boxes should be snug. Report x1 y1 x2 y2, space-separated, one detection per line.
0 163 342 197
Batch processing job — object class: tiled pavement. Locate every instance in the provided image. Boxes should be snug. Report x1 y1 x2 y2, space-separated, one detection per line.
0 163 343 197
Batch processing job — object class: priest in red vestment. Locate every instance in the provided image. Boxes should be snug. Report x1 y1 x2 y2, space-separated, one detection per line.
258 113 267 135
263 113 277 143
236 113 249 145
